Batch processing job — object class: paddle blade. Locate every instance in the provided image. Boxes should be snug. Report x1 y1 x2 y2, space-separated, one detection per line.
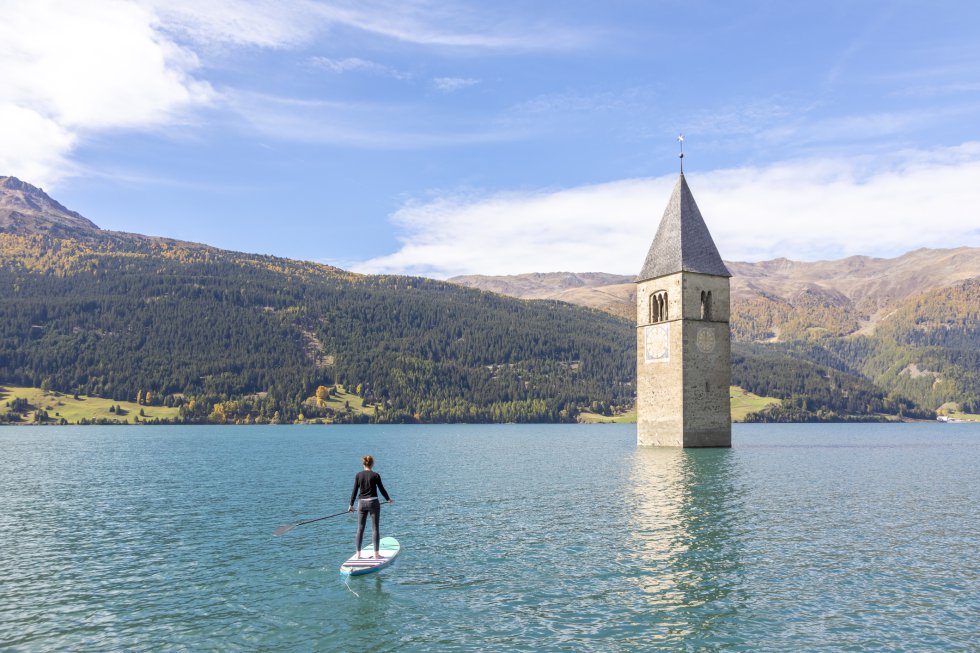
272 523 297 537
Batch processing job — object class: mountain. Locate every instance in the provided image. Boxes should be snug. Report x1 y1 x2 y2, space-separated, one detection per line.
449 271 634 298
450 272 637 320
2 176 974 423
0 176 100 238
451 248 980 338
0 177 634 424
449 249 980 416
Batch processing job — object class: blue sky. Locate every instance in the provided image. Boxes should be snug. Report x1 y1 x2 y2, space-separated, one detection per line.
2 1 979 276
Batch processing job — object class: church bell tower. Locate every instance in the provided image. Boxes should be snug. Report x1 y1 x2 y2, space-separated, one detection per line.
636 169 732 447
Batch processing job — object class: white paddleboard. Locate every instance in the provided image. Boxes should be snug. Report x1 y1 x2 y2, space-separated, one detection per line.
340 536 401 576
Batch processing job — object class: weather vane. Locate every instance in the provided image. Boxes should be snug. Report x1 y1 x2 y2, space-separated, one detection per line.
677 133 685 173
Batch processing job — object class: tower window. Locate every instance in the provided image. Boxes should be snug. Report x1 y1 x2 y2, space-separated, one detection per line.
700 290 712 320
650 291 668 323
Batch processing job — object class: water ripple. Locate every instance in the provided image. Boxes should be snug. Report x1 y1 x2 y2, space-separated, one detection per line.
1 423 978 651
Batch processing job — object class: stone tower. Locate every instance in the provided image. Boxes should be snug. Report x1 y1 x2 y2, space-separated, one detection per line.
636 173 731 447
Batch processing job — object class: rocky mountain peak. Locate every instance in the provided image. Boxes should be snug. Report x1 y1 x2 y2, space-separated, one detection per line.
0 175 100 237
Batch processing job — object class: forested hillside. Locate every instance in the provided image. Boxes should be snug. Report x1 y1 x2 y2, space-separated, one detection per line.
0 231 634 424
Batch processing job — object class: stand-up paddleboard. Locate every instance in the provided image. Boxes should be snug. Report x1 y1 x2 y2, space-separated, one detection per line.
340 537 401 576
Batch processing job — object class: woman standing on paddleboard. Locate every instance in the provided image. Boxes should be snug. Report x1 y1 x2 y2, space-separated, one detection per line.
347 455 392 559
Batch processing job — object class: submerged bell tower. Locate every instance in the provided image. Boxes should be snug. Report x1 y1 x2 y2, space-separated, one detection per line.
636 146 731 447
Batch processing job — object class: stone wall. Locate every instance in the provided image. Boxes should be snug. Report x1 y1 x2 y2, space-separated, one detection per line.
681 272 731 447
636 273 684 446
636 271 731 447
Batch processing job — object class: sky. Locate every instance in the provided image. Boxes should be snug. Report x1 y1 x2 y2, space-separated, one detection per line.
1 0 979 277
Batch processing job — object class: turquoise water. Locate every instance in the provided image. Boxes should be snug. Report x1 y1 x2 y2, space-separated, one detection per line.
1 423 977 651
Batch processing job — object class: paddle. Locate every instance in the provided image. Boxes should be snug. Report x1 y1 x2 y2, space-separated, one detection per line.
272 501 393 537
273 510 351 537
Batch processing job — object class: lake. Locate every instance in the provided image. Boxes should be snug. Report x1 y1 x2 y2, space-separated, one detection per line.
1 423 977 651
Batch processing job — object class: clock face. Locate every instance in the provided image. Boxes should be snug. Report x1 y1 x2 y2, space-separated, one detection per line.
644 323 670 363
697 327 716 353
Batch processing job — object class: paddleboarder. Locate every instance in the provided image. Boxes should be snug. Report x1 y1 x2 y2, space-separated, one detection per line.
347 455 392 559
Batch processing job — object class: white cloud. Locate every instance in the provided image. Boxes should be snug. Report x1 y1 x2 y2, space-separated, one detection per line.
145 0 322 49
0 0 213 186
352 143 980 277
0 0 588 186
0 105 77 186
432 77 480 92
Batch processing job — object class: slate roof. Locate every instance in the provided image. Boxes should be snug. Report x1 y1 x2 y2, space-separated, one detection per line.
637 173 731 281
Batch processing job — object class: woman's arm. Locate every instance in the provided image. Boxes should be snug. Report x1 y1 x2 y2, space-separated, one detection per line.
377 476 391 502
348 474 360 510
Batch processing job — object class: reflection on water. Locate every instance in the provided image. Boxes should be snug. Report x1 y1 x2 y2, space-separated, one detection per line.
625 447 745 646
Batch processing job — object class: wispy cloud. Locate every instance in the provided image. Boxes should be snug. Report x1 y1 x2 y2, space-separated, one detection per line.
686 96 803 138
432 77 480 92
148 0 589 51
145 0 322 49
891 82 980 99
351 143 980 277
676 94 980 163
226 91 518 148
310 56 411 80
310 1 590 50
761 104 980 150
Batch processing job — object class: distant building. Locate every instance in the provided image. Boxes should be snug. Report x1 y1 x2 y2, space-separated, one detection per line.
636 173 731 447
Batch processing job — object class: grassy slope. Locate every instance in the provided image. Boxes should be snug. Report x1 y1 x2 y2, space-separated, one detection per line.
577 386 780 423
0 385 379 425
1 386 180 424
946 411 980 422
730 386 780 421
937 402 980 423
577 409 637 424
297 386 377 423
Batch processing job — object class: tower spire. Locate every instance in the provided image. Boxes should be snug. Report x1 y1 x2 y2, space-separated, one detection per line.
637 174 730 282
677 133 684 174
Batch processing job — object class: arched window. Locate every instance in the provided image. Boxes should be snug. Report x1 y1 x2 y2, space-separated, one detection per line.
650 291 668 323
700 290 712 320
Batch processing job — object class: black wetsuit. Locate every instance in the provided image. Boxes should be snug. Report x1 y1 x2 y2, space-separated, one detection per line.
349 470 391 553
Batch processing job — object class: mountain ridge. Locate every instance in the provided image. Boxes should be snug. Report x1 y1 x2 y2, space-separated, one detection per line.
449 247 980 337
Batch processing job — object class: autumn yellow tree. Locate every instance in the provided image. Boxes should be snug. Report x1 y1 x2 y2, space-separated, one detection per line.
209 403 226 423
315 385 330 406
